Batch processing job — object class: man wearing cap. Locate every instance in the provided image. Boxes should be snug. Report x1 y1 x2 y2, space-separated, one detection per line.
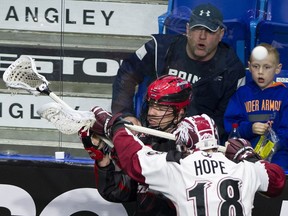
112 3 246 143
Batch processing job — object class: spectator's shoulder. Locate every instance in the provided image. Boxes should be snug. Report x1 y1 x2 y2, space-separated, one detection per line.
151 34 186 45
274 82 288 89
217 42 245 72
218 42 240 58
237 84 249 93
273 82 288 96
234 83 257 97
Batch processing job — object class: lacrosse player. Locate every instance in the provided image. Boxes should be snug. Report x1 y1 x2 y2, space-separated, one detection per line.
79 75 192 215
90 111 285 216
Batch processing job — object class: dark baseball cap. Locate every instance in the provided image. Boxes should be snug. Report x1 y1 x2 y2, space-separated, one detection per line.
189 3 223 32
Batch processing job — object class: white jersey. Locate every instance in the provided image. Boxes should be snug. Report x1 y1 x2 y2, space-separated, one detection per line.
136 148 268 216
137 147 268 216
113 128 284 216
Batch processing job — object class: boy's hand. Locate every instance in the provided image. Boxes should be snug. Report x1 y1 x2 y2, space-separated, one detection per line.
252 122 269 135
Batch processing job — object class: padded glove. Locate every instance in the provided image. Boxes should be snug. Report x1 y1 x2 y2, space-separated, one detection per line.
79 129 110 160
90 106 112 137
225 138 261 163
90 106 134 139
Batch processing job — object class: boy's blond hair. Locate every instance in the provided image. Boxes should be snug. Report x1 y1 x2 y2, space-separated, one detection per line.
250 43 280 64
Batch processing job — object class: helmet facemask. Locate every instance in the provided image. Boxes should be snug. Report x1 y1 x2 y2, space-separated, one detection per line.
146 100 182 131
141 75 192 131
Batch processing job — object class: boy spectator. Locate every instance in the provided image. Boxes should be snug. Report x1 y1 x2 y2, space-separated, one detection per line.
224 43 288 170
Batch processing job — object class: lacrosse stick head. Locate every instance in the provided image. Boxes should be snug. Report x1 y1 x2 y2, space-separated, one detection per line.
3 55 49 96
37 102 96 135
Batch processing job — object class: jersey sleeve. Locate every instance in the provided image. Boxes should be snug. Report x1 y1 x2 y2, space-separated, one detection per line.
112 127 171 190
111 38 157 114
95 161 138 202
259 161 286 197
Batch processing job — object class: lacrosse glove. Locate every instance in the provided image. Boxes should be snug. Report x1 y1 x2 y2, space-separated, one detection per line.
90 106 133 139
225 138 261 163
90 106 112 137
79 129 111 160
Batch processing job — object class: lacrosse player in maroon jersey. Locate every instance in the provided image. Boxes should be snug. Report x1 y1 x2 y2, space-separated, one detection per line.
90 110 285 216
79 75 193 215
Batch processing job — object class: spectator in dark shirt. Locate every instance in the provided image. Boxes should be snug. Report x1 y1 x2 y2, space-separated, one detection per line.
112 3 246 142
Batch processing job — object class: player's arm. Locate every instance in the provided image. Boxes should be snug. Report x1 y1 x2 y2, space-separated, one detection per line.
111 39 157 114
95 162 138 202
79 128 138 202
90 107 169 187
225 138 286 197
259 161 286 197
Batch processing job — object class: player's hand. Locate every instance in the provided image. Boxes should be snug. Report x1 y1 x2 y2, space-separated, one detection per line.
105 113 136 138
79 129 111 163
123 116 141 126
252 122 269 135
122 116 141 135
97 154 111 167
90 106 112 136
225 138 261 163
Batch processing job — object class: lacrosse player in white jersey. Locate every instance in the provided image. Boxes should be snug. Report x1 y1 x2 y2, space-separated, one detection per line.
90 110 285 216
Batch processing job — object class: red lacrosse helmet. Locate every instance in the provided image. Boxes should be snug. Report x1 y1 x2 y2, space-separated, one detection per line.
146 75 192 111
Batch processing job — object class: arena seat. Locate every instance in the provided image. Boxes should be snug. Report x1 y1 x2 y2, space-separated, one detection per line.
158 0 267 65
256 0 288 86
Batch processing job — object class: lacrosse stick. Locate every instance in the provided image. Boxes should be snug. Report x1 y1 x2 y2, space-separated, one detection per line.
37 102 176 144
3 55 71 108
37 102 226 152
37 102 176 140
36 102 116 147
2 56 177 144
3 55 226 152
